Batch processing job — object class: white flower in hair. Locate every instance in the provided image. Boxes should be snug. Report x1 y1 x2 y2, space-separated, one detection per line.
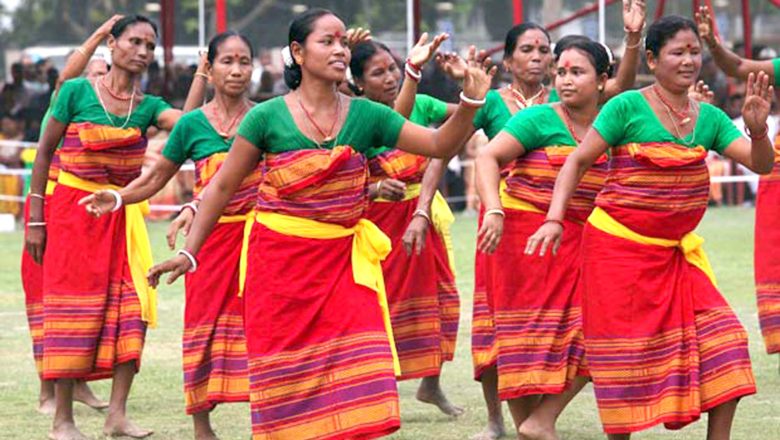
281 46 294 68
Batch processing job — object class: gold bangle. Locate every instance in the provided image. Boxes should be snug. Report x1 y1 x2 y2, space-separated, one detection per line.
194 72 209 80
75 47 88 57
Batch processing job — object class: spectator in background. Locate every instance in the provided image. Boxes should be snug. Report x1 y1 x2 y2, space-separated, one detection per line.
1 62 30 114
0 111 25 216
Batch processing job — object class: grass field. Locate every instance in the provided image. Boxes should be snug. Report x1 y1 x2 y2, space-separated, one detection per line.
0 207 778 440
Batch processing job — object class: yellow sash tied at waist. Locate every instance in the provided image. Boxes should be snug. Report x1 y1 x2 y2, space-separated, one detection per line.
376 183 456 271
587 207 717 286
239 210 401 375
57 171 157 327
45 180 57 196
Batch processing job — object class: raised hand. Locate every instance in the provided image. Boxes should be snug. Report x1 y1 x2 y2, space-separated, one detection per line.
166 208 195 250
688 80 715 104
694 5 717 46
435 52 468 81
622 0 646 33
742 71 775 136
346 27 372 49
78 190 118 217
96 14 123 38
402 215 429 256
477 213 504 254
408 32 449 68
524 221 563 257
462 46 498 101
147 255 192 288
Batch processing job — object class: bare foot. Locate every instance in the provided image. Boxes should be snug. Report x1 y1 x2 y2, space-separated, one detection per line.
48 422 88 440
195 432 219 440
416 381 465 417
518 416 559 440
471 420 506 440
73 381 109 410
104 413 153 438
38 396 56 416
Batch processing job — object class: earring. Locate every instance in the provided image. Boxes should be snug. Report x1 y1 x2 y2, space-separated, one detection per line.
598 85 604 92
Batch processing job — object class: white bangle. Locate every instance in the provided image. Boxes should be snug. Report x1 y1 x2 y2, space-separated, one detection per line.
376 180 384 194
405 63 422 82
177 249 198 272
28 193 46 201
181 202 198 214
412 209 431 224
484 208 505 218
26 222 47 227
459 91 486 107
105 189 123 212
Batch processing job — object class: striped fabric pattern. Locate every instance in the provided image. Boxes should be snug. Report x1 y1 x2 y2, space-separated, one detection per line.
248 332 400 440
495 307 585 398
367 151 460 379
587 307 755 433
754 134 780 354
595 143 711 238
471 207 499 380
58 122 147 186
581 141 756 433
367 149 429 184
21 198 47 375
194 152 262 215
367 196 460 380
42 278 146 381
506 146 607 222
597 143 709 213
182 221 250 414
256 146 369 227
183 314 249 414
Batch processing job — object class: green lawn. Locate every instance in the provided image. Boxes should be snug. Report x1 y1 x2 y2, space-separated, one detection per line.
0 207 778 439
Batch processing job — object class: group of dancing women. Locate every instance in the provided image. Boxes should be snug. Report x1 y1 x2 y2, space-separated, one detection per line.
20 1 779 439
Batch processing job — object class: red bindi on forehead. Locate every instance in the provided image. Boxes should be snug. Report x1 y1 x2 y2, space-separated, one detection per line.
563 60 571 68
333 31 344 38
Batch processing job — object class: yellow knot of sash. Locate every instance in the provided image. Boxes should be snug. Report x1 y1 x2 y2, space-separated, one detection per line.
587 207 717 286
57 171 157 327
376 183 457 271
238 211 401 375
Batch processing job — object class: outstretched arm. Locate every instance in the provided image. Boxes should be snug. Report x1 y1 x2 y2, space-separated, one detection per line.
395 46 496 158
696 5 777 84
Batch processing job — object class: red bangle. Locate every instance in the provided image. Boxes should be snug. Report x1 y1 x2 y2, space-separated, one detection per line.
746 124 769 142
544 218 565 228
405 58 423 72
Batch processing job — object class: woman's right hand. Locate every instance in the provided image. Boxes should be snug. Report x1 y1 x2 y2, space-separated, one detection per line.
147 254 192 288
372 179 406 201
524 221 563 257
408 32 449 68
78 190 118 217
462 46 498 102
96 14 123 38
25 226 47 265
166 208 195 250
435 52 468 81
477 212 504 254
694 5 718 47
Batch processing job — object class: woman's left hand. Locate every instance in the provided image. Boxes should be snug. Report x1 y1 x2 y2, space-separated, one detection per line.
623 0 647 34
742 71 775 134
346 27 372 49
402 214 430 256
462 46 498 102
688 80 715 104
408 32 449 68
